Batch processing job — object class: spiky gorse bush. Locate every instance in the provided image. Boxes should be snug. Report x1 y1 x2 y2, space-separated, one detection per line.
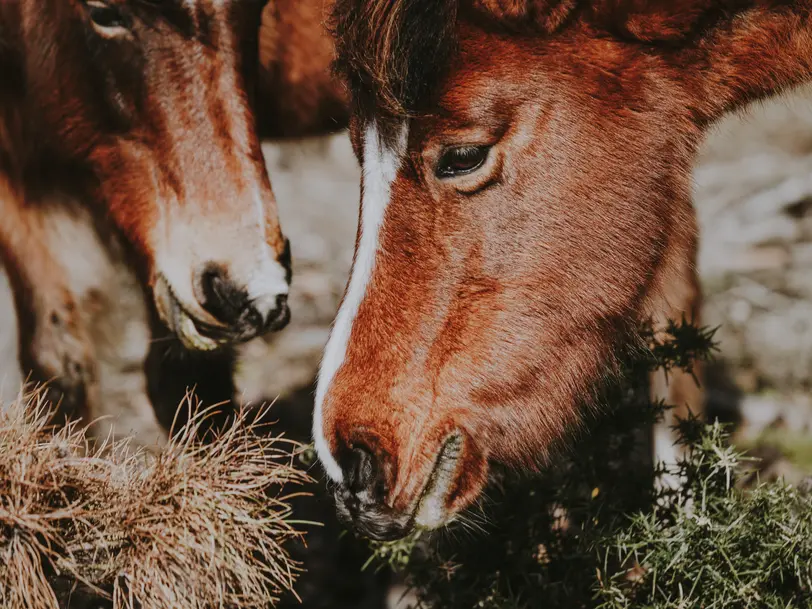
365 321 812 608
597 418 812 609
0 390 309 609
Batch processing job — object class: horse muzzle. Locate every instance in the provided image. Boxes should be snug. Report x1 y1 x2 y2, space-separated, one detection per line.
332 434 469 541
153 270 290 351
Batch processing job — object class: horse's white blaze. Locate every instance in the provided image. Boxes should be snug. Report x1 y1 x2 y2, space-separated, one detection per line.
313 121 408 483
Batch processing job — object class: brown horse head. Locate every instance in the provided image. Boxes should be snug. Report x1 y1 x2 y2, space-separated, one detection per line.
1 0 290 350
315 0 812 539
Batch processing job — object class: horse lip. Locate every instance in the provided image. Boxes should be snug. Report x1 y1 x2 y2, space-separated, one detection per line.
153 274 222 351
173 305 220 351
339 496 416 542
413 432 465 530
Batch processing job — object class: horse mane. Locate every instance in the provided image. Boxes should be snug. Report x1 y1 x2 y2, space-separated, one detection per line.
595 0 733 43
471 0 744 43
330 0 787 122
328 0 577 119
329 0 716 120
330 0 459 119
469 0 580 33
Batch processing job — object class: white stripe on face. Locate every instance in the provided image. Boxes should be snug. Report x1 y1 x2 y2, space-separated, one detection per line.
313 121 408 483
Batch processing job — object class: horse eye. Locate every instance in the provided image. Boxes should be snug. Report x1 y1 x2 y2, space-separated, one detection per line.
88 2 128 30
436 146 490 178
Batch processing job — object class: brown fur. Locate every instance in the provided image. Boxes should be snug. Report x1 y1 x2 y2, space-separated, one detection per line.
319 0 812 537
0 0 288 285
471 0 579 32
0 0 356 445
258 0 349 137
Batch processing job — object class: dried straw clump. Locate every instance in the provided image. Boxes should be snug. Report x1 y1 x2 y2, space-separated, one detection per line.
0 389 310 609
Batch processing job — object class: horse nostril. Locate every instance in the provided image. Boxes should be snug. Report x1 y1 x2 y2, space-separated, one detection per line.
265 293 290 332
335 445 415 541
346 445 379 496
199 265 250 327
279 238 292 285
195 264 289 341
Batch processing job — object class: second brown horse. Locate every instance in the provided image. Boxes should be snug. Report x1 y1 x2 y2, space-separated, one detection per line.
0 0 347 436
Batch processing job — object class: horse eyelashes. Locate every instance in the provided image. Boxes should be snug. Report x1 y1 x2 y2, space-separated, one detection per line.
436 145 490 178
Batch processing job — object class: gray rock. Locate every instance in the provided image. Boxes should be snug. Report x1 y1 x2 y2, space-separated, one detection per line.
697 84 812 404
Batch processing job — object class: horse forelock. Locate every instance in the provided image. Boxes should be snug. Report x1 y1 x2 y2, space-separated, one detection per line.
326 0 680 124
330 0 459 120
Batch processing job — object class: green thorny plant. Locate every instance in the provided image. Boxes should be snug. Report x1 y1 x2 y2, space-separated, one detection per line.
363 319 812 608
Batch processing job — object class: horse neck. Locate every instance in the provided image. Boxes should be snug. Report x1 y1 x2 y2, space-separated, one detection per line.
257 0 349 137
0 2 90 196
0 3 26 183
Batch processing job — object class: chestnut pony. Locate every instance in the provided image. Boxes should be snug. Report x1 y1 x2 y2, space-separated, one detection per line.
0 0 326 410
315 0 812 540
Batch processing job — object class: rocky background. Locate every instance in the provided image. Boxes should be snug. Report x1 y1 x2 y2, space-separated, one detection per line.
693 85 812 477
1 85 812 607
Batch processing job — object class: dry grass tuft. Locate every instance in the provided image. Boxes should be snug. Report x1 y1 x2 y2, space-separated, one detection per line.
0 388 310 609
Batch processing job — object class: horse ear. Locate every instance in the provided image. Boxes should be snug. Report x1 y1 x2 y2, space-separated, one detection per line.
605 2 812 128
469 0 578 34
596 0 710 42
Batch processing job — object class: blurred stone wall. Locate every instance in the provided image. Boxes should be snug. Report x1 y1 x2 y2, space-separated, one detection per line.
695 85 812 440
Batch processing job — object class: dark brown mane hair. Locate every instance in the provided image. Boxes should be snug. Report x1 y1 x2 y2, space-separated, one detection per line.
469 0 581 32
330 0 459 119
595 0 740 44
330 0 797 122
329 0 710 120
